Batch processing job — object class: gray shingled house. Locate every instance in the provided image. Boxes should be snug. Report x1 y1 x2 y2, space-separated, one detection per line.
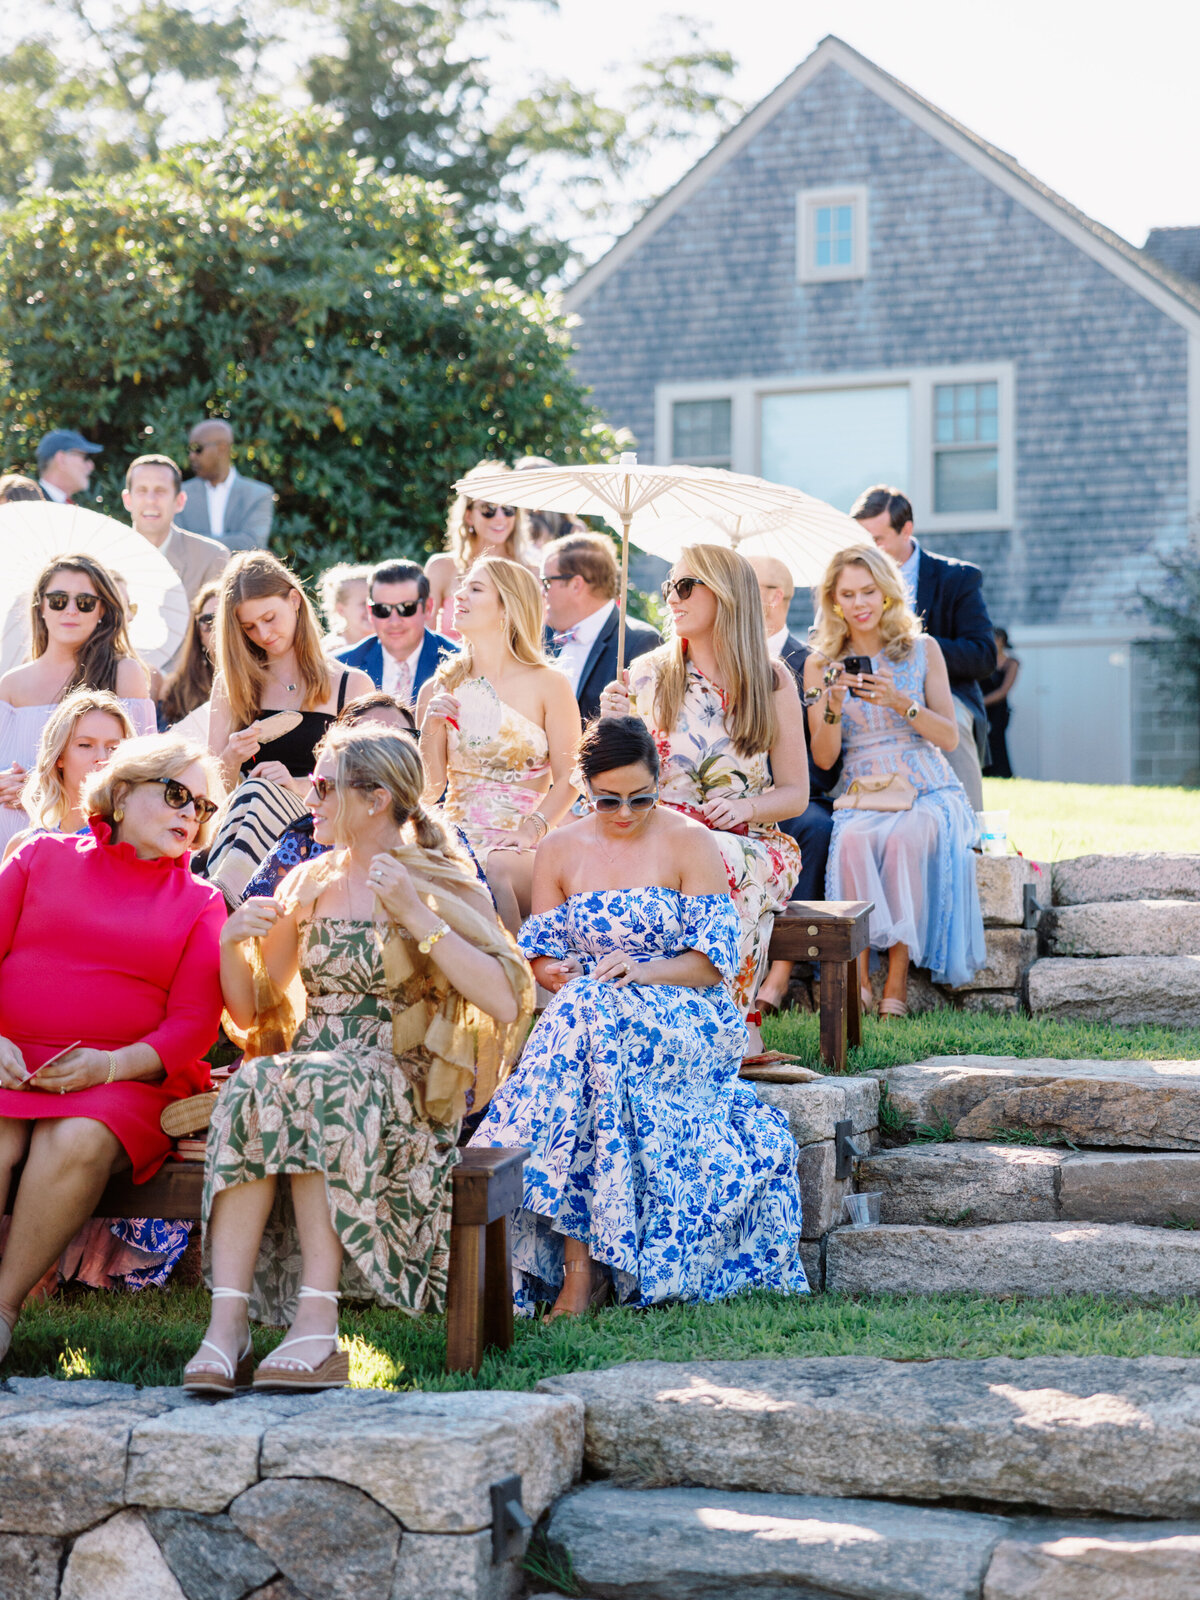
563 36 1200 786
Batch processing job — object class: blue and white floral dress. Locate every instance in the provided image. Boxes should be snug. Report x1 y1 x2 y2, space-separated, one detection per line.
470 887 808 1313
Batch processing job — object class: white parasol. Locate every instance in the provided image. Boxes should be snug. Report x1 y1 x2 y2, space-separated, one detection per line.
624 496 860 586
453 454 858 664
0 501 190 673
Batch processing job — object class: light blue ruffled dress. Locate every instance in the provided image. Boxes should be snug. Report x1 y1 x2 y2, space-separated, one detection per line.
826 635 986 987
470 887 808 1313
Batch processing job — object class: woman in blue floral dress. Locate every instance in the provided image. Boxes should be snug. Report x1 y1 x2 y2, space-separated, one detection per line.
471 717 807 1319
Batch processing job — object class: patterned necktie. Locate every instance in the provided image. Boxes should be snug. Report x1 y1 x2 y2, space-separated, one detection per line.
551 627 579 653
394 659 414 706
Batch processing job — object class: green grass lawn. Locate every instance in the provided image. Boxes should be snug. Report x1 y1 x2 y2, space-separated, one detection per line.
981 775 1200 861
12 1283 1200 1392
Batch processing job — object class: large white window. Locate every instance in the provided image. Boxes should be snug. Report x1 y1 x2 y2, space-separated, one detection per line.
796 185 868 282
656 363 1014 533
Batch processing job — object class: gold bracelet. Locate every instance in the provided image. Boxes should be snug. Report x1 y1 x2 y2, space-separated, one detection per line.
104 1052 118 1085
417 919 451 955
824 706 842 725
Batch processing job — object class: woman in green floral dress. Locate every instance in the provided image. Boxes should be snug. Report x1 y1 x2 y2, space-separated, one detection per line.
182 724 531 1395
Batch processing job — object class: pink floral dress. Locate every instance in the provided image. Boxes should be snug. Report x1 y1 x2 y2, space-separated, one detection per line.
627 654 801 1015
440 679 550 863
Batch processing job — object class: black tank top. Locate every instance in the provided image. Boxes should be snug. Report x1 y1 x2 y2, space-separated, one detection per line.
240 672 350 778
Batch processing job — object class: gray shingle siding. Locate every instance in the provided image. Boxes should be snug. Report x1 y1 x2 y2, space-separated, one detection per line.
569 62 1191 641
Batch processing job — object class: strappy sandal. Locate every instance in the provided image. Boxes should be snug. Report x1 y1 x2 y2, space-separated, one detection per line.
878 997 909 1020
860 985 875 1016
543 1259 612 1324
252 1287 350 1391
183 1288 254 1397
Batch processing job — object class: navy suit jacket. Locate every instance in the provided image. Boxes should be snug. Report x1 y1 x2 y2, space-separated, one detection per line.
913 548 996 745
565 607 661 722
334 628 456 695
779 634 842 799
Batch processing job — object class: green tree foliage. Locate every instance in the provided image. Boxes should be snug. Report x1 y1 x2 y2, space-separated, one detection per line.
0 110 617 570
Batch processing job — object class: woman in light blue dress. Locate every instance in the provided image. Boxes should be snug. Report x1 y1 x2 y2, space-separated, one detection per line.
470 717 807 1320
806 544 986 1017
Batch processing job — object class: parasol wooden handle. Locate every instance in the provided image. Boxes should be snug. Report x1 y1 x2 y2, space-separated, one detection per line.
617 516 630 682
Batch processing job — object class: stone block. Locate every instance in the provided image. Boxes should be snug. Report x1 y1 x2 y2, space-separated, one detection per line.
0 1403 149 1536
259 1391 582 1534
951 928 1036 991
859 1144 1061 1225
1058 1151 1200 1224
826 1220 1200 1301
976 853 1036 926
796 1140 850 1239
984 1523 1200 1599
0 1533 62 1600
128 1400 284 1514
61 1510 186 1600
753 1076 878 1144
144 1509 279 1600
799 1240 823 1291
1052 854 1200 906
958 991 1020 1014
230 1477 401 1600
539 1354 1200 1517
389 1529 522 1600
1042 900 1200 957
550 1483 1009 1600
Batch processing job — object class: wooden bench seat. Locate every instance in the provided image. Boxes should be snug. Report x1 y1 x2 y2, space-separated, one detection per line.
14 1144 528 1376
767 900 873 1071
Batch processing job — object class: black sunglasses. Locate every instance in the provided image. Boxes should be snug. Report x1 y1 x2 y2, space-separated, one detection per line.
540 574 573 591
661 576 707 603
197 612 215 627
472 502 517 519
45 590 100 613
370 600 422 619
307 774 377 802
150 777 218 823
187 443 210 453
590 790 658 813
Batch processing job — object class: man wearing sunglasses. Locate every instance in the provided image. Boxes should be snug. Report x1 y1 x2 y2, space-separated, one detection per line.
176 419 275 552
334 559 455 708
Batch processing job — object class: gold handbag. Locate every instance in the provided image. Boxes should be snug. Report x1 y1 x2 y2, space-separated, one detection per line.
833 773 917 812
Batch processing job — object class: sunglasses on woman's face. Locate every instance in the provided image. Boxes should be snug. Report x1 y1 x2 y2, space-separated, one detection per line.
307 775 376 802
661 576 706 603
589 790 658 813
45 590 100 613
197 613 215 628
150 777 218 823
369 600 422 619
473 503 517 519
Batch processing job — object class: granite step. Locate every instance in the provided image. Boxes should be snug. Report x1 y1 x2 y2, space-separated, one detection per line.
1041 900 1200 958
860 1143 1200 1226
1052 854 1200 906
546 1484 1200 1600
538 1354 1200 1517
875 1056 1200 1150
1027 954 1200 1026
825 1219 1200 1300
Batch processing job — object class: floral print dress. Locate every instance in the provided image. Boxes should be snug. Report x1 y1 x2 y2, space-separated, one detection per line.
440 679 550 863
627 653 801 1014
203 917 461 1324
470 887 807 1313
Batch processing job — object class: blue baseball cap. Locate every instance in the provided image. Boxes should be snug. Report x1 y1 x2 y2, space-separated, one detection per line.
36 429 103 465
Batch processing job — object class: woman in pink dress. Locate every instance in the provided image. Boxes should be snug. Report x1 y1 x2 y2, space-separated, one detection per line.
425 462 533 640
0 733 225 1360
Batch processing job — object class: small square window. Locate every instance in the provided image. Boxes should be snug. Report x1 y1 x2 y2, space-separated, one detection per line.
672 399 731 467
797 187 867 282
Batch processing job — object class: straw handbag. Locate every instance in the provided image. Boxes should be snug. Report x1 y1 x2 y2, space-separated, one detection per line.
833 773 917 813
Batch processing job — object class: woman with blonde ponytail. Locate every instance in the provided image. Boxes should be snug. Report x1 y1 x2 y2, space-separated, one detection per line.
185 723 531 1396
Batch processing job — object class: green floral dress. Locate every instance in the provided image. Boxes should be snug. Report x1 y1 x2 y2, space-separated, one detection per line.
203 917 460 1325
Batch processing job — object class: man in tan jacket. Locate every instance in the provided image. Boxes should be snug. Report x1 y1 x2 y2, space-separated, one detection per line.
123 454 229 674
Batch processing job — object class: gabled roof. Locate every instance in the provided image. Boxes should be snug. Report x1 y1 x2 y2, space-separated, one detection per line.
563 35 1200 333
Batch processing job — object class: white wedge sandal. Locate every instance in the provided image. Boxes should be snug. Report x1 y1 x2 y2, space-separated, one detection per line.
183 1288 254 1397
252 1287 350 1392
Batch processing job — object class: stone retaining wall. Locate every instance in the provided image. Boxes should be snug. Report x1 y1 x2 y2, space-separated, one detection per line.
0 1378 582 1600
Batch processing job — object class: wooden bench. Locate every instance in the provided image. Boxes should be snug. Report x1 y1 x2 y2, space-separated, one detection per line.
767 900 873 1072
17 1144 528 1377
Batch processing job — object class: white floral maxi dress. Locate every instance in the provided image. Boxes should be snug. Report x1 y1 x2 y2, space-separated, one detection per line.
627 654 801 1015
470 887 808 1314
203 917 460 1325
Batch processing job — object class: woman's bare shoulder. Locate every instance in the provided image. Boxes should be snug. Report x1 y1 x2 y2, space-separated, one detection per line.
425 551 456 576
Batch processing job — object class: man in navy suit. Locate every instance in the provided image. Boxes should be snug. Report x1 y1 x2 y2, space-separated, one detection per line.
334 559 454 707
541 531 660 721
852 486 996 811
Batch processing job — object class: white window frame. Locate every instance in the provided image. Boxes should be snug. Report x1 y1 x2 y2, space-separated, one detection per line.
654 361 1015 535
796 185 869 283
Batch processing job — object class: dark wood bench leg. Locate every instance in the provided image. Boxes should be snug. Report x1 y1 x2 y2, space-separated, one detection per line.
446 1221 486 1374
847 965 862 1050
819 957 848 1073
482 1213 514 1356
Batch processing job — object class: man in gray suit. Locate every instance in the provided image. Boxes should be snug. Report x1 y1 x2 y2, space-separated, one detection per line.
176 420 275 551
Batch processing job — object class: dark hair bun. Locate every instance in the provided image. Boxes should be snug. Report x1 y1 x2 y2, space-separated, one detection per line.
577 716 660 783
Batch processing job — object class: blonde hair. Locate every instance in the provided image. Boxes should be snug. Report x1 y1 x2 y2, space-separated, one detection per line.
317 722 468 867
82 733 221 848
649 544 779 759
216 552 330 728
444 460 529 571
21 690 135 830
434 556 547 693
810 543 923 664
318 562 371 631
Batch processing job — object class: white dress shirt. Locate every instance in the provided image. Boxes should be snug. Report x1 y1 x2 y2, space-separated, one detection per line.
203 466 238 539
39 479 69 503
552 600 614 696
898 540 921 609
767 624 789 659
381 638 425 705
